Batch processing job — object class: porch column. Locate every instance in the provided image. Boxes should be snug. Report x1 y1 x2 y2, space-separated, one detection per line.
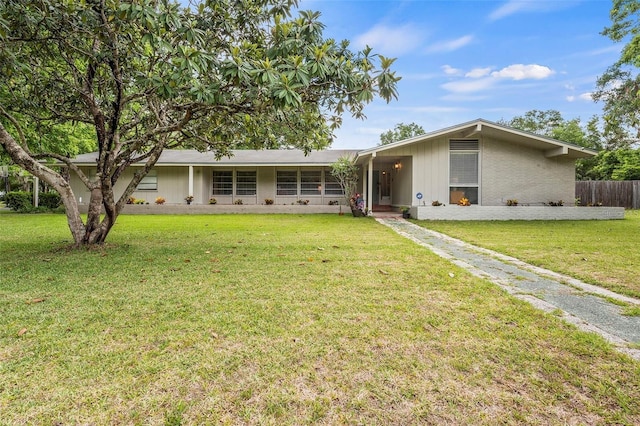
188 166 194 199
33 176 39 207
367 155 374 213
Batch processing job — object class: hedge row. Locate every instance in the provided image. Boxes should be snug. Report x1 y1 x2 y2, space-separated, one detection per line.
4 191 62 212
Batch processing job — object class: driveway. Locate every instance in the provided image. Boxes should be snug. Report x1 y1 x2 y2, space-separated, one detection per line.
377 217 640 361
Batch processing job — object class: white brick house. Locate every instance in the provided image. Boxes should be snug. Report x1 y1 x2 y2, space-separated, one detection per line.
69 119 619 219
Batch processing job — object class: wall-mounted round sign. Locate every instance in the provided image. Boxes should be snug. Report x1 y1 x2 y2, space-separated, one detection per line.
416 192 423 200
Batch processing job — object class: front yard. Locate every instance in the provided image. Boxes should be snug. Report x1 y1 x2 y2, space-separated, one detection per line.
0 214 638 424
418 210 640 299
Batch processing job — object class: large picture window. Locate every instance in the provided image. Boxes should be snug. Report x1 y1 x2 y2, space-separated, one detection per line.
136 169 157 191
277 170 297 195
213 171 232 195
324 171 343 196
449 140 479 204
236 171 257 195
301 170 321 195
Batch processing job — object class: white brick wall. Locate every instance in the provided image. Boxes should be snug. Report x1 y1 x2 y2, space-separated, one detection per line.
481 138 576 206
413 205 625 220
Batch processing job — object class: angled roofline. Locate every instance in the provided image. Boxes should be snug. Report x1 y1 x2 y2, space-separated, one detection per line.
355 118 598 161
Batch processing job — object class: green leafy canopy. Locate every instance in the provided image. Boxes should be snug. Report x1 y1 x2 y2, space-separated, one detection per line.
0 0 400 245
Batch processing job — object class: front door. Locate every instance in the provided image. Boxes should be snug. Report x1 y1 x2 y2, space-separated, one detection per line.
374 170 392 205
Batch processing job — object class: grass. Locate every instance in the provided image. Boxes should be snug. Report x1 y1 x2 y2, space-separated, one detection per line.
415 210 640 299
0 213 639 424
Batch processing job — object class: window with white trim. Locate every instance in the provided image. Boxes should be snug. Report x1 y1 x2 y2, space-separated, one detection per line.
324 170 343 196
137 169 157 191
236 171 257 196
301 170 321 195
449 140 479 204
277 170 297 195
213 170 232 195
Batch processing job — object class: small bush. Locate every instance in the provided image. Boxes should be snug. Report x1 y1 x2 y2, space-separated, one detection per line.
134 198 146 205
5 191 32 211
233 199 243 205
431 200 443 206
296 199 309 205
155 196 166 205
264 198 273 205
40 191 62 209
209 197 217 205
506 199 518 206
127 196 136 204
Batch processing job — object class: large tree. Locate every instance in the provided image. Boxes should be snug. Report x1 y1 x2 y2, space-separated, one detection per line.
379 122 424 145
593 0 640 147
0 0 399 246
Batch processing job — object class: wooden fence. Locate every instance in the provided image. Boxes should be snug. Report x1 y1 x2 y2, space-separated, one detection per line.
575 180 640 209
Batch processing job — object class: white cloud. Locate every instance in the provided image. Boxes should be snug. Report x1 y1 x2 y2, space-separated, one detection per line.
354 23 424 56
489 1 530 21
491 64 555 80
488 0 578 21
442 65 462 76
426 35 474 53
441 64 555 95
579 92 594 101
466 67 493 78
442 77 496 94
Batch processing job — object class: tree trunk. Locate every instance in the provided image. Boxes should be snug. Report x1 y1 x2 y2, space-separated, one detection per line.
1 123 90 245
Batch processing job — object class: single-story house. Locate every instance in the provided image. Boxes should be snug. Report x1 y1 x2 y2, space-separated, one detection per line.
67 119 625 219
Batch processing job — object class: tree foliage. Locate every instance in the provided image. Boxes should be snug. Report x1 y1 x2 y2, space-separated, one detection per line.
330 155 359 208
379 122 425 145
593 0 640 146
0 0 400 246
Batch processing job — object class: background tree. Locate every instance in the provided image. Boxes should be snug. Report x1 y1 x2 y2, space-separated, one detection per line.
379 122 425 145
0 0 399 246
594 0 640 146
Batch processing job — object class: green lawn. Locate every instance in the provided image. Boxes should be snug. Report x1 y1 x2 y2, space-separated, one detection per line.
1 214 639 424
416 210 640 299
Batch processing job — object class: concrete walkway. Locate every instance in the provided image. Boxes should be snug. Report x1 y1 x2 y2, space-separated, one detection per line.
377 217 640 361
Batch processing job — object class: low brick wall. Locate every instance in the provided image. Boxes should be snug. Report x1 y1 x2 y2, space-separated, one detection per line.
78 203 344 215
413 205 625 221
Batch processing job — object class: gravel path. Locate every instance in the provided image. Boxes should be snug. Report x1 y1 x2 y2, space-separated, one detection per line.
378 217 640 361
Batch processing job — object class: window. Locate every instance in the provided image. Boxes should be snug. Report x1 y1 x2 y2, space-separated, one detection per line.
450 140 479 204
324 171 343 196
236 171 257 195
213 171 232 195
301 170 321 195
137 169 157 190
277 170 298 195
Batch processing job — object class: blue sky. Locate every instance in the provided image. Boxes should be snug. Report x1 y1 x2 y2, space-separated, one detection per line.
300 0 620 148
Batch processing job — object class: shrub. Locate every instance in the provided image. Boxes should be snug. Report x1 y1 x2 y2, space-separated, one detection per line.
134 198 146 204
264 198 273 205
296 199 309 205
5 191 32 211
233 199 243 205
458 197 471 206
506 199 518 206
127 196 136 204
431 200 443 206
209 197 217 205
40 191 62 209
155 196 166 205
